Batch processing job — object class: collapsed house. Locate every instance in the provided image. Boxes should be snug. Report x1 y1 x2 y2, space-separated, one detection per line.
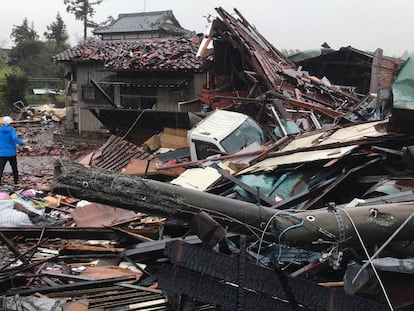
1 6 414 311
292 45 402 95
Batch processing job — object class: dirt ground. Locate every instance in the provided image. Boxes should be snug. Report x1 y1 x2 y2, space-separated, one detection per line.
1 122 100 192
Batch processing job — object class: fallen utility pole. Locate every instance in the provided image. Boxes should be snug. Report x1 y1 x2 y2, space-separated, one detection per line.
272 203 414 248
53 160 277 237
53 161 414 248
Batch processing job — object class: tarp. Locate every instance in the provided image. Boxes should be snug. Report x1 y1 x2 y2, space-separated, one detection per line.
0 199 44 227
288 49 322 63
392 57 414 110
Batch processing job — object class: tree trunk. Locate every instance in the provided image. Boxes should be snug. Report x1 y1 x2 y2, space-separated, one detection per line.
83 16 87 40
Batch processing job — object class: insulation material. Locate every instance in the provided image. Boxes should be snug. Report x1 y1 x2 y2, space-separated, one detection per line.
171 167 221 191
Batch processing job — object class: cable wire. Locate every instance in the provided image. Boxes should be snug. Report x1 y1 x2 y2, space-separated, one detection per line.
277 220 304 261
255 210 294 264
339 208 394 311
352 207 414 283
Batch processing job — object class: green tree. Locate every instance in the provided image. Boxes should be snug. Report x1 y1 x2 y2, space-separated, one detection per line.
64 0 104 40
10 18 38 46
9 38 43 76
10 40 66 82
44 12 70 49
9 18 66 95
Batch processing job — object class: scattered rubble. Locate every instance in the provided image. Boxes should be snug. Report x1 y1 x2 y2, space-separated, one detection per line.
2 6 414 311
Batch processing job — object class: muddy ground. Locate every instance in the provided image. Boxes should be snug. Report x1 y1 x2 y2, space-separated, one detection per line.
1 123 100 192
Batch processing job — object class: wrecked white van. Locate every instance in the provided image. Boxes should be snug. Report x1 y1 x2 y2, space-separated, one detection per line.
188 110 269 161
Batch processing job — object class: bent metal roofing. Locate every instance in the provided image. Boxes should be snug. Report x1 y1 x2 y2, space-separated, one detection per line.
53 38 203 71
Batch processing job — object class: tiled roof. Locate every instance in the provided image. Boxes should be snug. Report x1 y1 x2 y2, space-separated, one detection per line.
94 10 177 34
53 38 203 71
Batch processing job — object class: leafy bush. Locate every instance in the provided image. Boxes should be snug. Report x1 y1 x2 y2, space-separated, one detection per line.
4 69 27 111
26 93 65 106
0 65 27 114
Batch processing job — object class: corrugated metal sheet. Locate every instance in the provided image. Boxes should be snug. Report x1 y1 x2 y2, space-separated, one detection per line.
79 109 105 133
240 146 357 174
71 203 138 227
90 135 154 172
281 120 386 152
89 109 198 146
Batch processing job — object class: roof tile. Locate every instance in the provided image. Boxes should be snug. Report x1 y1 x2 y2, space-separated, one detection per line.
54 38 203 71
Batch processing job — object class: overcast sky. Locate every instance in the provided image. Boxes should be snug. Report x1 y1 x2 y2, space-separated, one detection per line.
1 0 413 57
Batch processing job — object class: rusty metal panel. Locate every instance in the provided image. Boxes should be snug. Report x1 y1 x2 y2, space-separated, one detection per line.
71 203 138 227
87 135 154 172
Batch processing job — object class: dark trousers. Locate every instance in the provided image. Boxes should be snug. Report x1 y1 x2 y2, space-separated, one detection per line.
0 156 19 185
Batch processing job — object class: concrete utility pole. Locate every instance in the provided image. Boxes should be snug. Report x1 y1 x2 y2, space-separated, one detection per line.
369 48 383 94
53 160 414 250
53 160 276 238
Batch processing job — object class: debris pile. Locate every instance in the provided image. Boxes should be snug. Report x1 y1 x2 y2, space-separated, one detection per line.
1 6 414 311
196 7 381 132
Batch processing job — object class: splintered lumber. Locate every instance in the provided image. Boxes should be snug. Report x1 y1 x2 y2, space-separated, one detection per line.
0 227 121 240
272 203 414 248
53 160 276 236
8 276 135 296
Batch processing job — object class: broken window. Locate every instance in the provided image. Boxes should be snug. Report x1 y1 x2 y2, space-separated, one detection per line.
193 140 221 160
221 117 267 154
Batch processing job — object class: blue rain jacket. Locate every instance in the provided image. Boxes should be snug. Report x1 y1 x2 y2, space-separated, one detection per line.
0 125 23 157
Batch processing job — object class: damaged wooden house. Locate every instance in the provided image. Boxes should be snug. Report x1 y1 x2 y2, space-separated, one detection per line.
53 10 205 143
3 5 414 311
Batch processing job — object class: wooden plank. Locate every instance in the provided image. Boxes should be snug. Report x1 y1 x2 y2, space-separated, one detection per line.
8 276 135 296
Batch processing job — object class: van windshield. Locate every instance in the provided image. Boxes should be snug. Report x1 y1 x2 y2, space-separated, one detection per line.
220 118 267 154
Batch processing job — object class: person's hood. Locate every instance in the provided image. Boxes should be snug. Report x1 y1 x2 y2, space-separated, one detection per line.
0 125 12 134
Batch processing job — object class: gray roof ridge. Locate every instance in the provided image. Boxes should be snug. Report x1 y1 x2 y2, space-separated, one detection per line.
117 10 172 18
